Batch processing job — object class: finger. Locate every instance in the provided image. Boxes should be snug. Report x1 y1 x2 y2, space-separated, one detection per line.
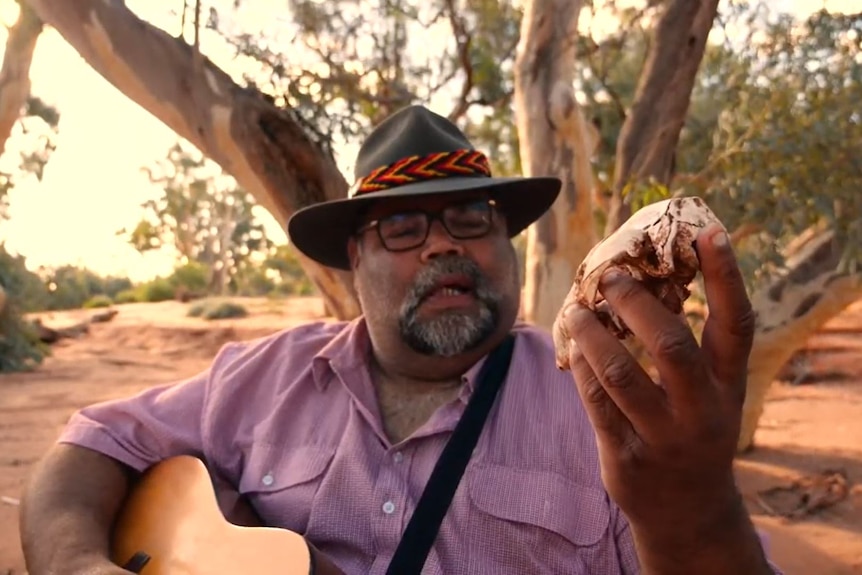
567 338 636 450
563 303 668 438
598 270 713 412
696 224 755 400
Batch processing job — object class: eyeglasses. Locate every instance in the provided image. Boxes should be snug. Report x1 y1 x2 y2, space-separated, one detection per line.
357 198 497 252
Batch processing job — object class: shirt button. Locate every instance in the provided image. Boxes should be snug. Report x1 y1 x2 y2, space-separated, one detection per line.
382 500 396 514
261 473 274 486
392 452 404 463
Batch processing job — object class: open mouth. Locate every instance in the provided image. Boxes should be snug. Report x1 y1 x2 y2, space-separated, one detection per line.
437 287 470 296
420 274 477 306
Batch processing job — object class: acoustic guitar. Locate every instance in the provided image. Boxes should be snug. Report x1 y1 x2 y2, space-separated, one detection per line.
111 455 345 574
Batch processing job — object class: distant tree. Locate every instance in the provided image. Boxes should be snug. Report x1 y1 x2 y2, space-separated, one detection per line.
126 141 273 294
37 265 131 310
263 243 316 296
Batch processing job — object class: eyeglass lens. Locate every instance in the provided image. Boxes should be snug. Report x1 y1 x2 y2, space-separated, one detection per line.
378 200 493 251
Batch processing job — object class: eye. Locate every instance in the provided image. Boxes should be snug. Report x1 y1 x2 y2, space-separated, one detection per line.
379 212 425 238
446 201 491 228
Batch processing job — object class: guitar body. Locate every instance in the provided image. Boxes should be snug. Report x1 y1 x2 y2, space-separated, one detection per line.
111 456 344 575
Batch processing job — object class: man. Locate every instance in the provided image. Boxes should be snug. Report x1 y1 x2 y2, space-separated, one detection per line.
20 105 781 574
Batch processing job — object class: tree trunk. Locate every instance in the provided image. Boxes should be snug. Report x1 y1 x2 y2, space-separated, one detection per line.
737 230 862 452
514 0 599 331
0 1 43 155
604 0 720 236
23 0 361 320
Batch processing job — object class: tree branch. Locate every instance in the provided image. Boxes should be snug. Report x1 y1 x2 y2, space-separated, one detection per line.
604 0 720 235
581 33 627 122
23 0 360 319
444 0 475 122
0 1 44 156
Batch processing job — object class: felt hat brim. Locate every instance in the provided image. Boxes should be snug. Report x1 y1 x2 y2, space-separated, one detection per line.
287 174 561 270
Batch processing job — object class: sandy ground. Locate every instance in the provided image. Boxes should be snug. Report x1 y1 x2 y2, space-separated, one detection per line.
1 296 860 574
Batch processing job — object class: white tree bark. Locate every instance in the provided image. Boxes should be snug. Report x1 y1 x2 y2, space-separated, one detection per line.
738 229 862 451
514 0 599 331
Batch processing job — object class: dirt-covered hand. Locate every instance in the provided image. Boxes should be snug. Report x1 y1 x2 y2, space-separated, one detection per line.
557 222 754 550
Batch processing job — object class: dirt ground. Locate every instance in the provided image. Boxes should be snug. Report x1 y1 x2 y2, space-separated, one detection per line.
1 296 861 574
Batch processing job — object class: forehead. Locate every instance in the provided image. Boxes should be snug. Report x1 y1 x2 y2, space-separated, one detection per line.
362 190 490 220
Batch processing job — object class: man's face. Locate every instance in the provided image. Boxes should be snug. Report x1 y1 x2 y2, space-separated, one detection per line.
350 191 520 357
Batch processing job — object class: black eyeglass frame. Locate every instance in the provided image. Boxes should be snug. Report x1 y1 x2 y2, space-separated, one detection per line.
355 197 499 253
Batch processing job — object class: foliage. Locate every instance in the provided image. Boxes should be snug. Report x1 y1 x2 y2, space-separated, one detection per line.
114 289 141 304
134 277 175 303
36 265 132 311
187 298 248 320
168 261 210 293
210 0 523 173
262 244 316 296
0 21 61 371
676 7 862 288
0 244 46 372
575 2 659 191
125 141 273 293
230 261 276 297
0 95 60 220
180 0 862 301
573 3 862 291
0 248 49 312
186 300 206 317
82 294 113 309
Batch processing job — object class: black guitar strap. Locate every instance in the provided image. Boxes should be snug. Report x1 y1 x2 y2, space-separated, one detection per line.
384 333 516 575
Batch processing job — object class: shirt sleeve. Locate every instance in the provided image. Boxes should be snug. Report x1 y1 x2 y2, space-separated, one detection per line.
56 341 241 473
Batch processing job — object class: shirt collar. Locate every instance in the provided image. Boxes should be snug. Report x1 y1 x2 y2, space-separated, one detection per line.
311 316 513 395
311 316 370 391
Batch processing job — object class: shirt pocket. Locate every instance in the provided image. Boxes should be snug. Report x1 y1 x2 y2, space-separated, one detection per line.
238 444 335 534
465 463 611 574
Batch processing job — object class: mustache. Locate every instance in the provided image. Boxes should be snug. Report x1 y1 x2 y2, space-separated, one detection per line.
404 256 486 310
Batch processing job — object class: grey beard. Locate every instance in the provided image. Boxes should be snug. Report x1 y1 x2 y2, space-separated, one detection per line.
398 256 501 357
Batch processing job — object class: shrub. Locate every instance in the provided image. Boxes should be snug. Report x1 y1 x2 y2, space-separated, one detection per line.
113 289 140 304
187 299 248 320
168 262 209 292
203 301 248 320
0 245 48 372
136 278 174 302
187 301 207 317
82 294 113 309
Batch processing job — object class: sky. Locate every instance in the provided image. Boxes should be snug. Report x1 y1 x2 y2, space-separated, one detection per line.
0 0 855 282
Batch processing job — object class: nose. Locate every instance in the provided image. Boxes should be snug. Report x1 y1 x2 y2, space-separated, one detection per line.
419 219 465 262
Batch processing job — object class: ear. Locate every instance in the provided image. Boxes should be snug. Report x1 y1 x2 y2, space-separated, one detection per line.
347 237 361 270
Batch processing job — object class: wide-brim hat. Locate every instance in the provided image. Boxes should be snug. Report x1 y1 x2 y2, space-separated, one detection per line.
287 105 561 270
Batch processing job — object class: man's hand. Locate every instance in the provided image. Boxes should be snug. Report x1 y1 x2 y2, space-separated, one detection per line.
561 224 772 573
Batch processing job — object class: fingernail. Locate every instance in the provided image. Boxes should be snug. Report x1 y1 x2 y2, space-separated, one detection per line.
711 228 729 249
563 302 585 324
601 268 627 286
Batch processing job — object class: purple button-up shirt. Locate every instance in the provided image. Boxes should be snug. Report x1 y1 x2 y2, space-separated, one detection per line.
58 317 777 574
